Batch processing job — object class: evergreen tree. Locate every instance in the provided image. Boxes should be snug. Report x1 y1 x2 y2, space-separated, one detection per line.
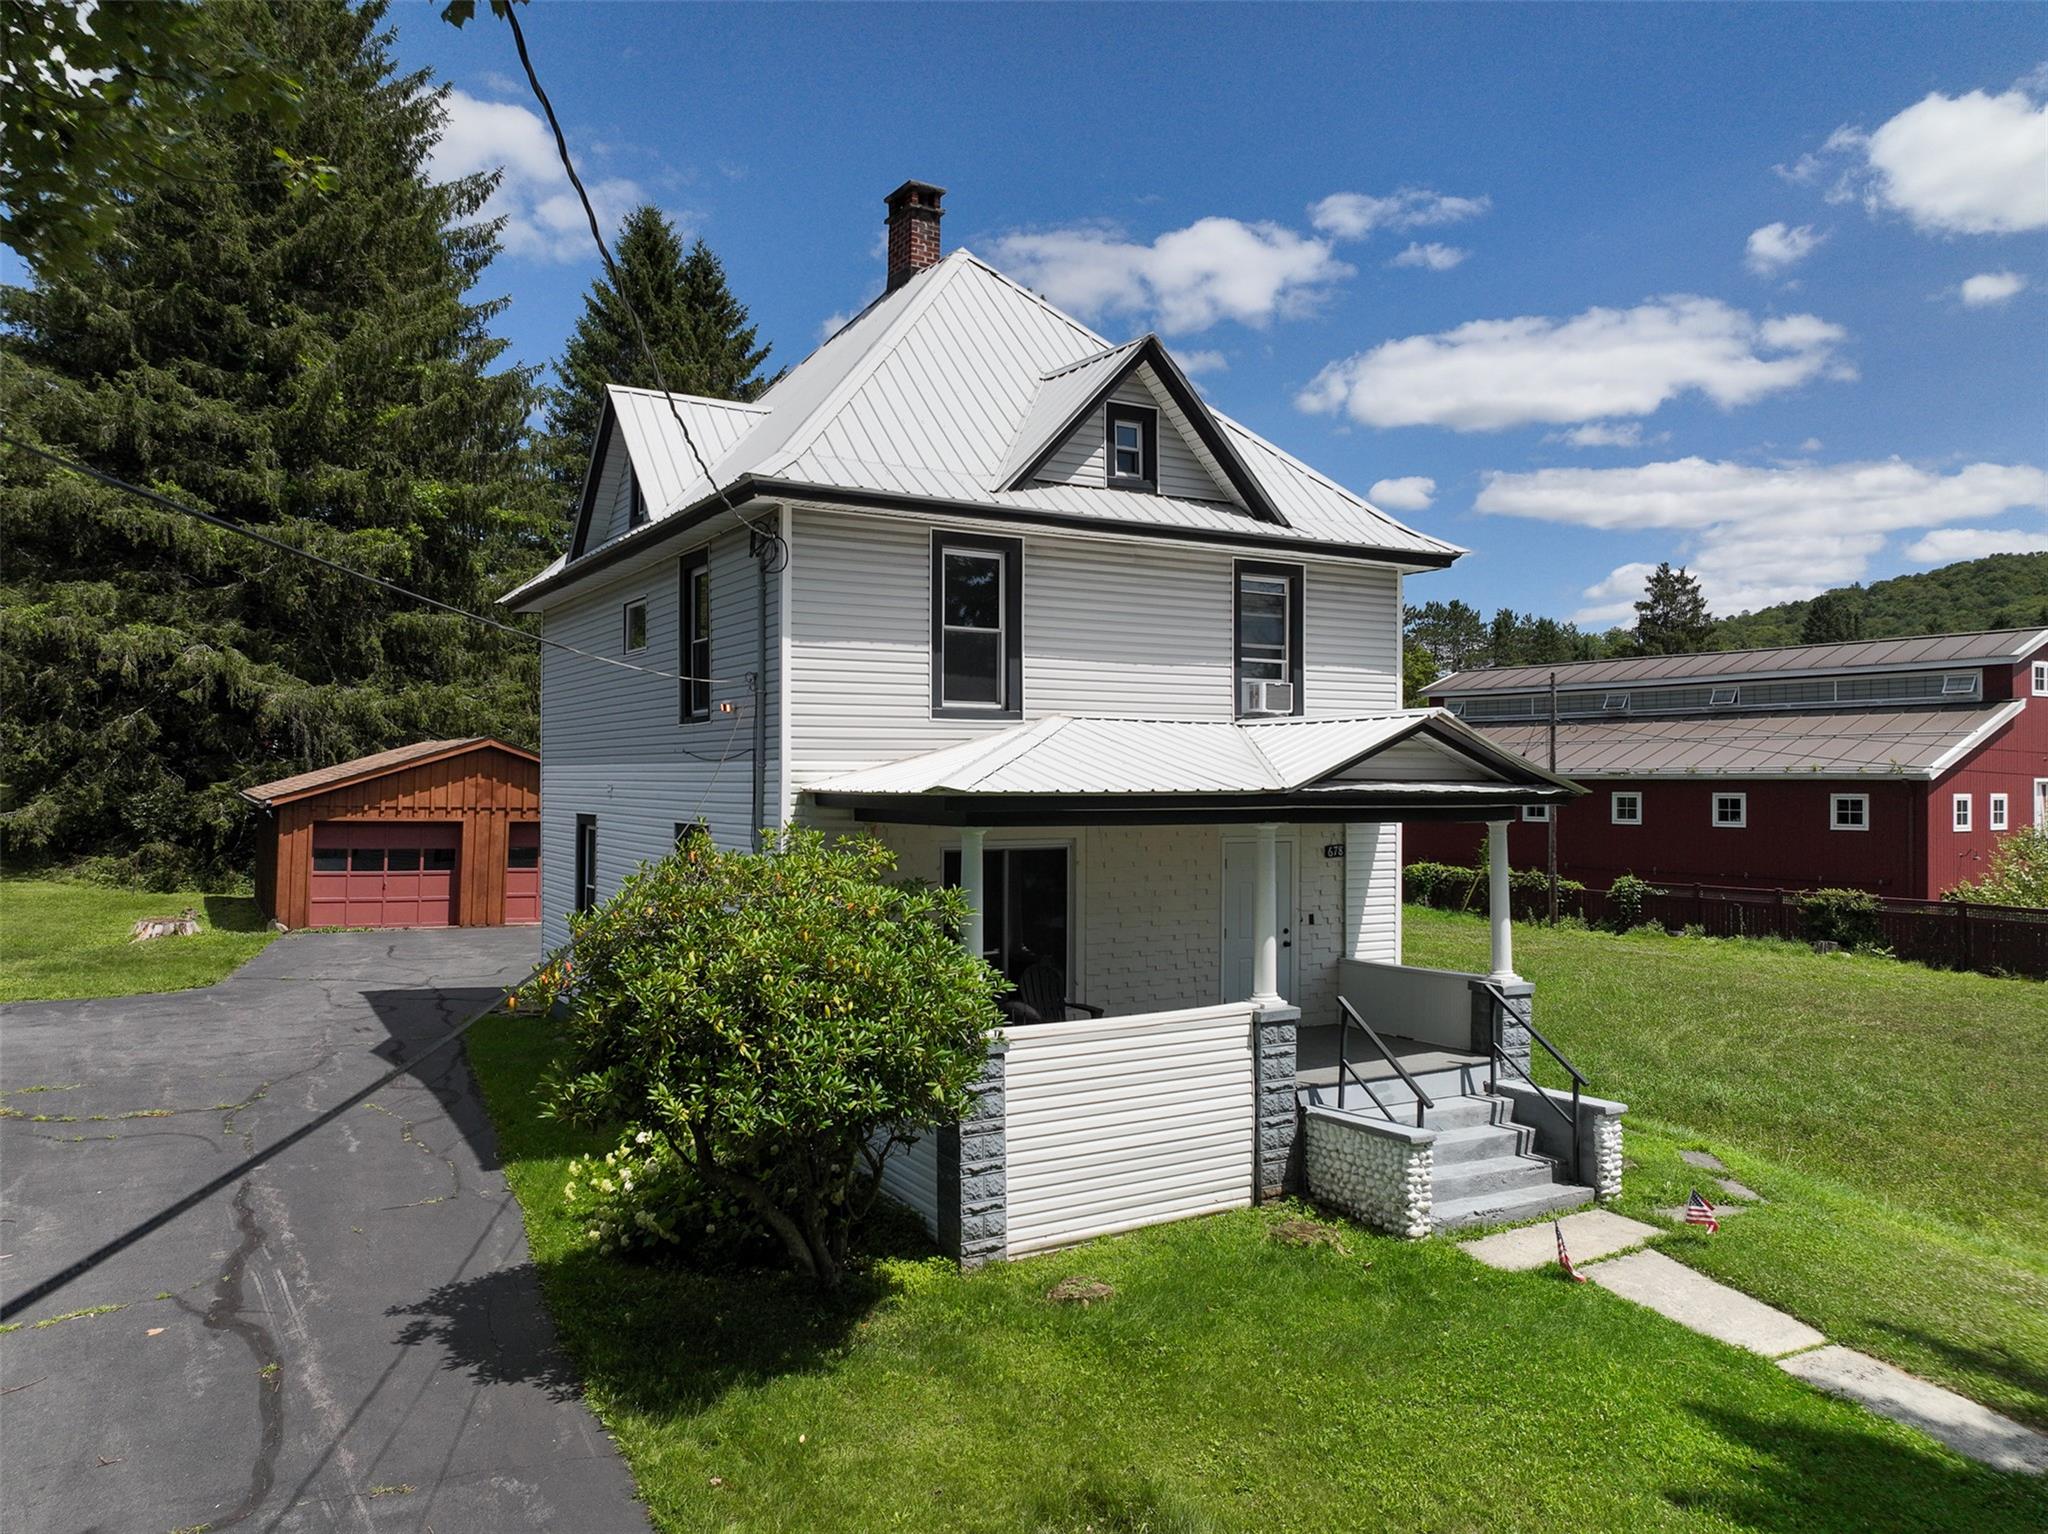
1800 587 1867 644
0 0 554 888
543 207 777 489
1404 599 1489 675
1631 563 1715 655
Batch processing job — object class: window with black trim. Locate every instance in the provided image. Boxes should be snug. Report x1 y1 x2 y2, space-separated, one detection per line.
1234 561 1304 717
679 548 710 721
574 815 598 912
623 598 648 652
675 821 710 851
1105 402 1158 491
628 470 648 529
932 533 1023 717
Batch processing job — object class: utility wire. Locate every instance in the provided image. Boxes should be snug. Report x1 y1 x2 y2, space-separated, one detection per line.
0 434 748 690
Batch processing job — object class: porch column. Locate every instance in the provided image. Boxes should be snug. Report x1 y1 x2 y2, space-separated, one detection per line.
1249 821 1283 1006
959 825 986 958
1486 819 1521 983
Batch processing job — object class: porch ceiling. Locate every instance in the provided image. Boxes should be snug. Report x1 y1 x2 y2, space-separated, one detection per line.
807 710 1581 826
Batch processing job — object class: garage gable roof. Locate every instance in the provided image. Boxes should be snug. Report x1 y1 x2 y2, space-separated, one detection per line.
239 738 538 807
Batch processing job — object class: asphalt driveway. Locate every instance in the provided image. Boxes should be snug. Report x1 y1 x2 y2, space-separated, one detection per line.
0 928 648 1533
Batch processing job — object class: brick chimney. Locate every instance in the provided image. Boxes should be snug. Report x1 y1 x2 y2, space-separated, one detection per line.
884 180 946 291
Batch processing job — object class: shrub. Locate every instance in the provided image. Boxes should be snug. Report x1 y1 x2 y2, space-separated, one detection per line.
1403 860 1584 918
1605 875 1652 932
563 1127 781 1266
1800 886 1883 950
1945 825 2048 908
524 828 1007 1290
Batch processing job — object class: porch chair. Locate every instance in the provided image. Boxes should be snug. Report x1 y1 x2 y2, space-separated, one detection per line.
1004 956 1103 1024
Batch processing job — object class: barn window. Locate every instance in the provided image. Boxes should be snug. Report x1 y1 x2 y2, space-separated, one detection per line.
1830 794 1868 831
1712 793 1747 828
1940 673 1976 696
1611 792 1642 826
1952 794 1972 832
1521 804 1551 822
2034 661 2047 696
1990 793 2008 831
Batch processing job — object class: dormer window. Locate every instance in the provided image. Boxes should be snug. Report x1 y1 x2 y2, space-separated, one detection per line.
628 471 648 529
1709 686 1739 706
1105 402 1157 491
1941 673 1976 696
1602 692 1630 712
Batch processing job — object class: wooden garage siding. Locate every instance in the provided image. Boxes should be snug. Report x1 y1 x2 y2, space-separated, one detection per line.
1001 1002 1256 1256
265 747 540 930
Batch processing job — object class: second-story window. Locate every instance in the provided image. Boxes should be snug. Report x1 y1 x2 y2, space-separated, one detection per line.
931 533 1023 718
623 598 648 653
679 548 710 721
628 470 648 529
1105 402 1157 491
1235 561 1304 717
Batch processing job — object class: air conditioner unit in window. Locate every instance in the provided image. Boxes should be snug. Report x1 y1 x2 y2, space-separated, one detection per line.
1242 680 1294 716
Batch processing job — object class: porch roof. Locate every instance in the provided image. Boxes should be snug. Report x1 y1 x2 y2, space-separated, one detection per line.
807 710 1582 825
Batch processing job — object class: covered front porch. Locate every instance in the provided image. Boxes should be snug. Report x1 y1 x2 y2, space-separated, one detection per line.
806 710 1619 1258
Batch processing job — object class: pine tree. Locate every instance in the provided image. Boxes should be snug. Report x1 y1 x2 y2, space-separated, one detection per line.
0 0 554 888
542 207 777 489
1800 587 1867 644
1632 563 1715 655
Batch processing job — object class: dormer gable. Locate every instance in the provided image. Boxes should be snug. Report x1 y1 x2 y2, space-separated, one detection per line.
995 335 1287 525
568 400 638 560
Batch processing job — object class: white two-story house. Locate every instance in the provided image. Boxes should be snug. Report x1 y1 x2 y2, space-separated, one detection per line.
505 182 1619 1260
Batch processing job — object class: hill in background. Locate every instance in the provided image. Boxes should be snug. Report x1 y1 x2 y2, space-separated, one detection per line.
1713 553 2048 649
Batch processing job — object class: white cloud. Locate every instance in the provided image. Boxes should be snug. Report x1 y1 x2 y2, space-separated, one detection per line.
1546 422 1648 449
1800 437 1824 452
1744 222 1824 276
1476 455 2048 615
429 89 649 263
1781 82 2048 235
1174 348 1228 376
1390 241 1469 271
989 218 1352 334
817 309 856 342
1297 297 1849 433
1571 562 1662 627
1310 188 1491 240
1367 476 1437 512
1959 270 2028 307
1903 526 2048 562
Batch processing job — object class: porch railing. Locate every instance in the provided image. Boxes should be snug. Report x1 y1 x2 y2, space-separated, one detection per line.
1474 977 1587 1184
1335 995 1433 1129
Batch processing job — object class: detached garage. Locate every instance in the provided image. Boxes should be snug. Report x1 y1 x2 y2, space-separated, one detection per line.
243 738 541 930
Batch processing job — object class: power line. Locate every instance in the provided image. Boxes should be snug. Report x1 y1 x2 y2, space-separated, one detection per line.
0 433 747 691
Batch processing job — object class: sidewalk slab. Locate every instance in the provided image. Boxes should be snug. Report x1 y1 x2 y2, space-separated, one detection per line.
1780 1346 2048 1475
1585 1249 1825 1357
1713 1176 1763 1202
1679 1150 1726 1171
1462 1209 1659 1271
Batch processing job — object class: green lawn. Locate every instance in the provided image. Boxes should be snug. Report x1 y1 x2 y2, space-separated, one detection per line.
1406 904 2048 1430
0 880 280 1003
468 1014 2047 1533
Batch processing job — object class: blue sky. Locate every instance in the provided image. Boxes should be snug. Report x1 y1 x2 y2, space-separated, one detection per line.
408 4 2040 624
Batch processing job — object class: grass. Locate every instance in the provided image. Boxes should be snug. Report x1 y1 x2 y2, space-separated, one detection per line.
1405 904 2048 1429
0 880 279 1002
467 1013 2047 1533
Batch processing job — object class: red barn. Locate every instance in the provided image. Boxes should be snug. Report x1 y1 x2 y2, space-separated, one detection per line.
243 738 541 930
1406 629 2048 900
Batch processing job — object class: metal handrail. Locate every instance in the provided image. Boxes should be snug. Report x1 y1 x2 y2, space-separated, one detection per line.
1336 996 1434 1128
1472 978 1585 1184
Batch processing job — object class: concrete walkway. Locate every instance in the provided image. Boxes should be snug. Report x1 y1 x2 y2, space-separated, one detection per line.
1460 1207 2047 1476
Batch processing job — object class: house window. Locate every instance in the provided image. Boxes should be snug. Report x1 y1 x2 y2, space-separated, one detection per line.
574 815 598 913
1611 791 1643 825
1712 793 1747 828
628 471 648 529
1830 794 1869 831
679 548 710 721
931 533 1023 718
1104 402 1157 490
1990 793 2008 831
1521 804 1552 822
674 821 710 854
2034 661 2047 695
1234 561 1304 717
623 598 648 653
1952 793 1972 832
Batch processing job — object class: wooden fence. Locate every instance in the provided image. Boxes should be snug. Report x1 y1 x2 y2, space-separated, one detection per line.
1406 873 2048 981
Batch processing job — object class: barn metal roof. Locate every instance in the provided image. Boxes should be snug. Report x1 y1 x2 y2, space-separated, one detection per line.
239 738 538 806
1430 628 2048 695
1466 701 2022 780
507 250 1459 606
805 711 1576 799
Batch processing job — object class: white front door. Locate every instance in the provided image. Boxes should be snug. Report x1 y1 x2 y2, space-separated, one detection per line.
1222 836 1296 1004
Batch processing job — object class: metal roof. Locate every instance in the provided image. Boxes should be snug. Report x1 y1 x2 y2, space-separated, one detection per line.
1466 702 2022 779
1431 628 2048 695
804 711 1576 799
513 251 1459 606
239 738 537 806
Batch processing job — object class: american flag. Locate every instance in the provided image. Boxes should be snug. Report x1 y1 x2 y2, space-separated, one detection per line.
1685 1188 1720 1232
1554 1219 1587 1282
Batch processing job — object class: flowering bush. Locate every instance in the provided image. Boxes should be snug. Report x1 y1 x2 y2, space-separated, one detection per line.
561 1127 780 1265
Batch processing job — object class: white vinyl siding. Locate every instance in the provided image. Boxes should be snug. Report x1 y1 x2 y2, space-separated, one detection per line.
786 508 1401 787
1330 738 1498 783
539 529 779 950
875 1130 940 1236
1345 823 1401 963
592 432 640 547
1002 1002 1255 1256
1034 378 1235 505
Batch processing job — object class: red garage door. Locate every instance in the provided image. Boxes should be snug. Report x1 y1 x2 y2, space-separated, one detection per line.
505 822 541 925
309 823 459 928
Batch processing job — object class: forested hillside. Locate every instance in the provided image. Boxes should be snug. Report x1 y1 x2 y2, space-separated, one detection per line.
1714 554 2048 649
